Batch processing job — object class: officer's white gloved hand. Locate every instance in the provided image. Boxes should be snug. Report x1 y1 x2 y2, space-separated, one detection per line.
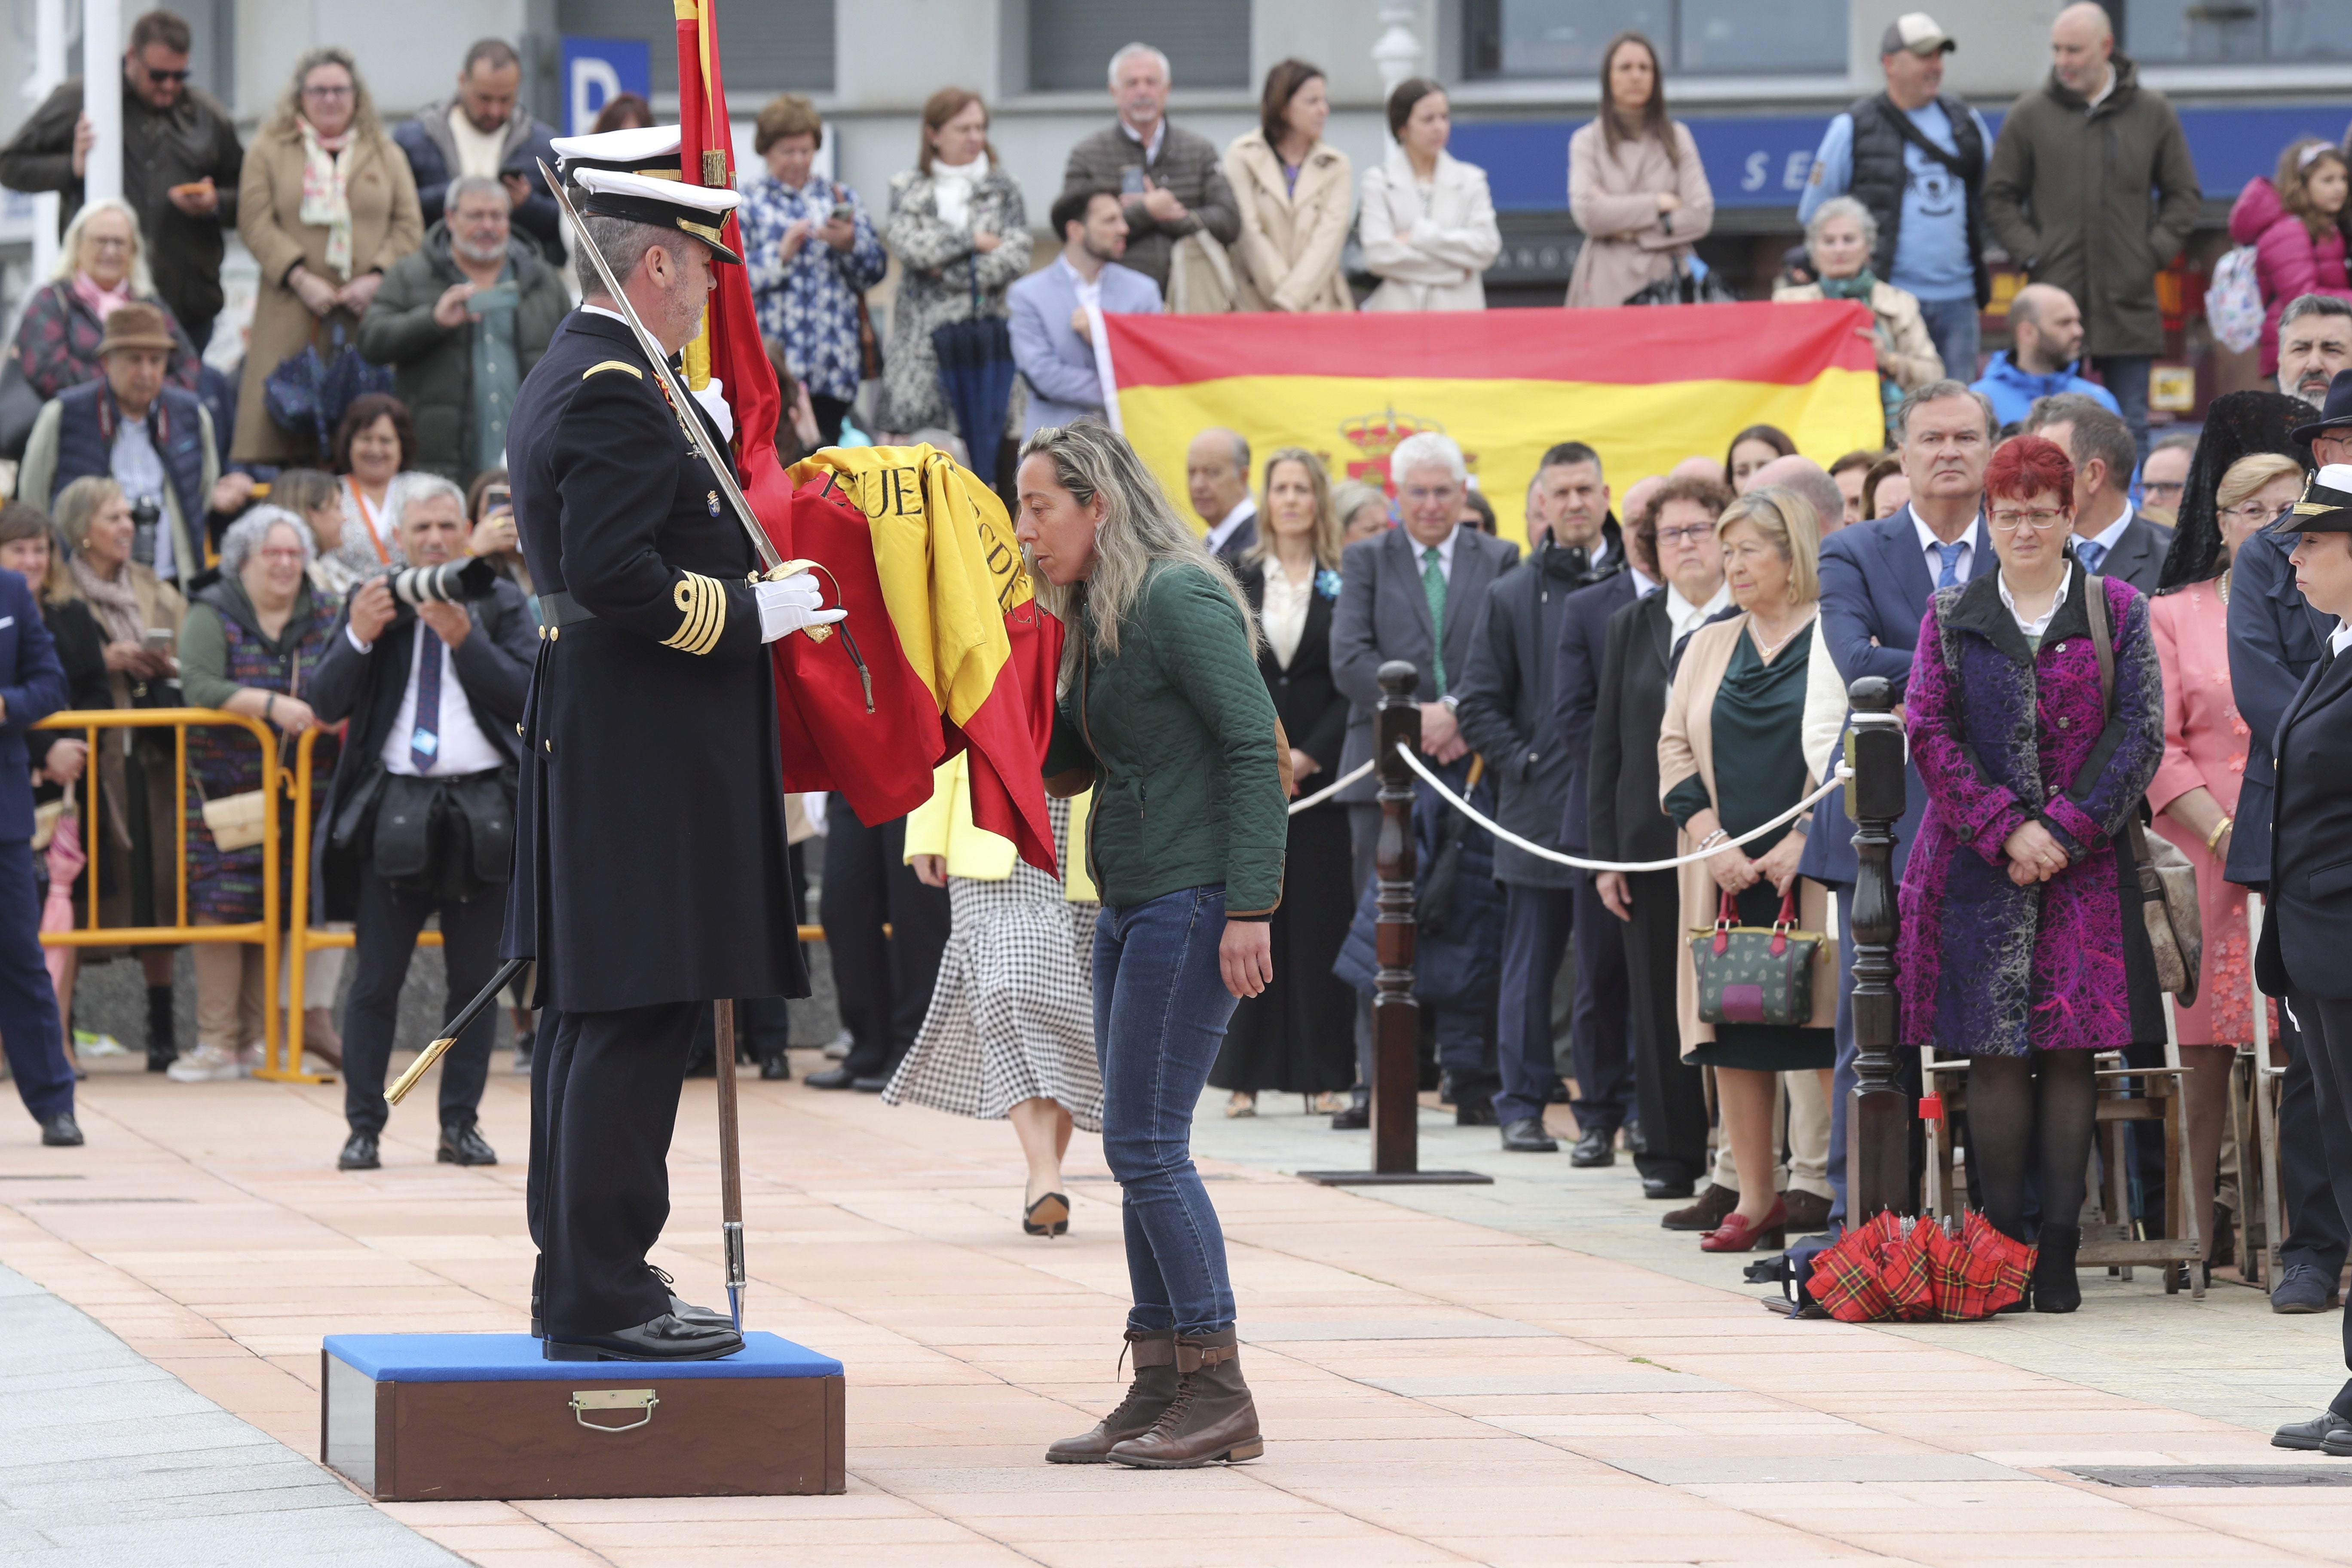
755 575 848 643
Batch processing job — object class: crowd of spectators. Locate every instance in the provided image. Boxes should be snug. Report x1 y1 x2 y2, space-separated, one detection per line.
0 6 2342 1363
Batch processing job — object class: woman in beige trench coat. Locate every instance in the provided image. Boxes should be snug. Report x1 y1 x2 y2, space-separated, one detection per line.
1224 59 1354 314
1359 79 1501 312
234 46 422 466
1565 31 1713 308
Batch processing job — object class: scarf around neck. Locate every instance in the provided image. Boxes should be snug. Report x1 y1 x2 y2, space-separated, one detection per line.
69 273 133 322
69 551 143 645
1818 269 1878 302
298 117 357 279
931 153 988 230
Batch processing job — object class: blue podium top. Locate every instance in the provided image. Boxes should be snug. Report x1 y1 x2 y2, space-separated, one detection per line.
324 1332 842 1382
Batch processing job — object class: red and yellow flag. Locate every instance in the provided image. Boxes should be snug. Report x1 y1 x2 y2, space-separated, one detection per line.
1105 301 1883 544
671 1 1057 867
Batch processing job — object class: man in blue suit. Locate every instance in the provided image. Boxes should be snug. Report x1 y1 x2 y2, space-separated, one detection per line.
0 566 75 1144
1801 379 1999 1226
1008 185 1162 435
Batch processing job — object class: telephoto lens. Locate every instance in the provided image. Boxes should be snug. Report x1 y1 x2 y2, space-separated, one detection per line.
389 557 501 606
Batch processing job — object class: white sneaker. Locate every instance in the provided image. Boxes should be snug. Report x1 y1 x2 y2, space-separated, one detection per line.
166 1045 248 1083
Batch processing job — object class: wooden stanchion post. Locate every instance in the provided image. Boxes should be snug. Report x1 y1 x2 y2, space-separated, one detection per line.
1844 675 1910 1220
1299 661 1490 1188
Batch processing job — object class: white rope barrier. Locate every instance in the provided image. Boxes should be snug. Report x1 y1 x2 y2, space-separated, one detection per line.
1394 742 1853 874
1285 757 1376 815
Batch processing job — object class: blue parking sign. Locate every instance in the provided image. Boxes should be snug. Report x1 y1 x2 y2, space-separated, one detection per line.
560 37 651 137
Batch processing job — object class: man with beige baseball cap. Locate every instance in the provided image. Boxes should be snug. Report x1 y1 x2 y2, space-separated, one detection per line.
1799 11 1991 384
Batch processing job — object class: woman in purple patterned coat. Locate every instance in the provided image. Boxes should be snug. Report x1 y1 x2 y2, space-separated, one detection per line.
1899 433 2166 1313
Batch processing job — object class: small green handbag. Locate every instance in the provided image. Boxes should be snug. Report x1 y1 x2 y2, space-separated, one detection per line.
1689 888 1822 1027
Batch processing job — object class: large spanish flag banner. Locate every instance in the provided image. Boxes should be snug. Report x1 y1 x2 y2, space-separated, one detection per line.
1106 300 1883 544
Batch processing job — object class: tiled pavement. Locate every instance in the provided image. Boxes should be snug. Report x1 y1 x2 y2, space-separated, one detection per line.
6 1052 2352 1566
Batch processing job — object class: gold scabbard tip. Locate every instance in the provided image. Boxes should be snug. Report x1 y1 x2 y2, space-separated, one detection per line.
385 1037 458 1106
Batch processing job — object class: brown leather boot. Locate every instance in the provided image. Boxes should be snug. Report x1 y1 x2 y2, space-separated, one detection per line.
1104 1328 1263 1468
1044 1329 1177 1464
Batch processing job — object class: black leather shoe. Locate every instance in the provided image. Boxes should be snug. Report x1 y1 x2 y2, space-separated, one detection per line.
439 1123 498 1166
759 1050 790 1081
649 1265 736 1331
1570 1127 1616 1167
338 1131 380 1170
40 1113 82 1147
1329 1097 1369 1131
543 1312 742 1362
805 1066 859 1090
1642 1176 1697 1201
852 1075 887 1092
1500 1118 1558 1152
2275 1409 2352 1452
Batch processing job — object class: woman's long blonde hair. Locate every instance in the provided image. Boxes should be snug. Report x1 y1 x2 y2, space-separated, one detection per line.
51 198 156 294
1245 447 1342 572
265 46 382 141
1018 420 1255 685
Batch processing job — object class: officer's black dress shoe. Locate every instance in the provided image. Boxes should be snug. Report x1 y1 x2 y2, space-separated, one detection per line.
40 1113 83 1147
805 1066 859 1090
2275 1409 2352 1452
1500 1118 1558 1153
649 1266 736 1330
759 1050 790 1081
1642 1176 1697 1200
338 1131 380 1170
439 1123 498 1166
1570 1127 1616 1167
1455 1099 1500 1127
542 1312 743 1362
1330 1096 1369 1131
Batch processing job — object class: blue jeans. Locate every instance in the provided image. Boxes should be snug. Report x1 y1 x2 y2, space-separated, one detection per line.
2090 354 2152 461
1095 886 1241 1336
1914 294 1981 384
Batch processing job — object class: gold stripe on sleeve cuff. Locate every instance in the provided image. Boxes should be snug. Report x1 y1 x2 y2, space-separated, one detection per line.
662 572 726 655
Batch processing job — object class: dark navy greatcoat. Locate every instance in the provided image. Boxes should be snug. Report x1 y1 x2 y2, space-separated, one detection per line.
501 309 807 1013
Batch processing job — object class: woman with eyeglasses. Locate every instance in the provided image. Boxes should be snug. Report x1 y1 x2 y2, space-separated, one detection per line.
233 46 421 466
2145 450 2302 1274
1900 433 2166 1312
13 200 202 402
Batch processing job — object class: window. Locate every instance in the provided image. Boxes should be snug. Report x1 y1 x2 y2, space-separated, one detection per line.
1464 0 1845 78
2128 0 2352 62
556 0 836 94
1026 0 1252 93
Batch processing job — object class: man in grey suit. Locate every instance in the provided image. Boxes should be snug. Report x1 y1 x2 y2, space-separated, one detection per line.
1330 430 1521 1127
2023 395 2174 591
1008 186 1162 436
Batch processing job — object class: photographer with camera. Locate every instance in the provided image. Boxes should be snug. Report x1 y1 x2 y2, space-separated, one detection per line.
306 475 533 1172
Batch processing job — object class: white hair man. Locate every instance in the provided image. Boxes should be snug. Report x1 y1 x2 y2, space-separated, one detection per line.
501 142 844 1363
1328 429 1521 1129
1060 41 1242 293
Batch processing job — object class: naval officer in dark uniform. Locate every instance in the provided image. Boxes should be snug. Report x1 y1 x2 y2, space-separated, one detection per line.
505 158 844 1362
2259 466 2352 1453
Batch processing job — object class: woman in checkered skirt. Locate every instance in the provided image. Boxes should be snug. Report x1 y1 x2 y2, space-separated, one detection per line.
884 753 1100 1237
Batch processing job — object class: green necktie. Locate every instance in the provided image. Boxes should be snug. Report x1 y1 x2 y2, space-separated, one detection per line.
1421 545 1448 698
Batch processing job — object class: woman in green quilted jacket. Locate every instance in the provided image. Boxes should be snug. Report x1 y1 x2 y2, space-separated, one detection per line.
1015 419 1286 1472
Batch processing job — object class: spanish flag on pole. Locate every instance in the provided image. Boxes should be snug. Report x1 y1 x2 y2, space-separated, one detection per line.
673 1 1059 871
1104 301 1883 545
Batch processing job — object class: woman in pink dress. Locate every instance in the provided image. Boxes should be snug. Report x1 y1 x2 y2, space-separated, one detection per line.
2148 450 2303 1266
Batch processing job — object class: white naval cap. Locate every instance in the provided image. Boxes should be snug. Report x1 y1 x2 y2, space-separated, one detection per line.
552 124 685 178
574 165 744 263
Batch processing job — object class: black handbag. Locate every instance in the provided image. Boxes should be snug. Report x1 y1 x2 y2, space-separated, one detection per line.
1623 257 1740 307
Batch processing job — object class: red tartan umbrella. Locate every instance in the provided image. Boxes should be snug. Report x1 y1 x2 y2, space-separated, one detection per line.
1809 1210 2034 1322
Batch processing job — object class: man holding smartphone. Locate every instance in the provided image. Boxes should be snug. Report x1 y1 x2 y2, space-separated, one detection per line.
356 174 570 487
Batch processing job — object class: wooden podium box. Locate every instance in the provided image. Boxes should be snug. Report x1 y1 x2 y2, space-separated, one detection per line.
321 1332 845 1501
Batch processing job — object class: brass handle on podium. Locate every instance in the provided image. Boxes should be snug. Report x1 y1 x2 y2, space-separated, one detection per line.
569 1388 658 1433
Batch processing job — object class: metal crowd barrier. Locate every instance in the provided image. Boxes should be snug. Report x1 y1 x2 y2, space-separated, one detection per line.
31 707 300 1080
